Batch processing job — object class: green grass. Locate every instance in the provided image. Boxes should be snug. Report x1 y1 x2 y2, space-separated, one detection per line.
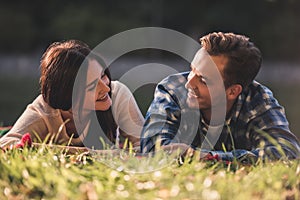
0 147 299 200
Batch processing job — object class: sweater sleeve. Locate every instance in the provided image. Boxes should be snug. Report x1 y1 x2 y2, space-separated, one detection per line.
0 95 69 148
0 98 48 148
111 81 145 146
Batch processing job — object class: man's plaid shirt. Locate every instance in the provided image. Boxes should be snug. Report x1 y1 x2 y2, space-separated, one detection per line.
140 72 300 160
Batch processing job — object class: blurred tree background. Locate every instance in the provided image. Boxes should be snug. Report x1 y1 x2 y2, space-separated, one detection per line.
0 0 300 60
0 0 300 137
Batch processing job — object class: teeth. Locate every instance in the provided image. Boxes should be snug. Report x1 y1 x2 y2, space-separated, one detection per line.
188 90 199 98
99 94 107 100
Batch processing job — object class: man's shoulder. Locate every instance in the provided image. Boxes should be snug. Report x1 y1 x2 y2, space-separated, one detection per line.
159 71 189 88
248 81 277 104
241 81 282 114
152 71 190 106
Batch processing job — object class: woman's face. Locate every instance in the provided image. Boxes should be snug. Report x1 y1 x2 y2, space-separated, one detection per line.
84 59 112 111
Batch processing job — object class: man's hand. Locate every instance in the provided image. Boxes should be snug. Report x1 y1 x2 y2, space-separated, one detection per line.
200 150 258 165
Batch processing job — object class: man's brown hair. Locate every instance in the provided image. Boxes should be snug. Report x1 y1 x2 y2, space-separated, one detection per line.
200 32 262 88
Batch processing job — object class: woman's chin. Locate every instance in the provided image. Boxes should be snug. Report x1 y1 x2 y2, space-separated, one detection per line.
98 105 111 111
95 98 112 111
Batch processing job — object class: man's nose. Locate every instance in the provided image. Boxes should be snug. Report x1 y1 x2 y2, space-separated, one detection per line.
185 72 196 89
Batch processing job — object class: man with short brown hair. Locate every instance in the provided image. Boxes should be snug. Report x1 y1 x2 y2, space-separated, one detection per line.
141 32 300 162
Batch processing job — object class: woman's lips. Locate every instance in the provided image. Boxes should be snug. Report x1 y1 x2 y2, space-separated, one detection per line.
97 94 108 102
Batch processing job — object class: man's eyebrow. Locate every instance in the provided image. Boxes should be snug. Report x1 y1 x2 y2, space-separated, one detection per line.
195 73 208 81
200 74 209 80
86 78 98 88
191 66 209 80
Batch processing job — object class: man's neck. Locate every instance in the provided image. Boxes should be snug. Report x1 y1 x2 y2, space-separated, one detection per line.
200 109 211 125
200 99 236 126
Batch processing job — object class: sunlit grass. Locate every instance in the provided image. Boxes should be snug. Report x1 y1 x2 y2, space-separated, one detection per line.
0 145 299 200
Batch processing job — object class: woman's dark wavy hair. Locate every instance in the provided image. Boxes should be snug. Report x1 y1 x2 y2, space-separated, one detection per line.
40 39 117 143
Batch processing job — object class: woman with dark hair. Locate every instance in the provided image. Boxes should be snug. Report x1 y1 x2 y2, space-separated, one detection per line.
0 40 144 151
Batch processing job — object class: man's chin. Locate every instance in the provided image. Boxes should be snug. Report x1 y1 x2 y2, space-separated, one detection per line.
186 98 200 110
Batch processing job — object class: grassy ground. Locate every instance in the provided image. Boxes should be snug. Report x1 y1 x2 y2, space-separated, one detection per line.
0 146 299 200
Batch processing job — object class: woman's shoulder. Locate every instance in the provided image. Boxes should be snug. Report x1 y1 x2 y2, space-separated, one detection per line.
111 80 128 90
111 81 132 97
110 81 136 112
30 94 60 116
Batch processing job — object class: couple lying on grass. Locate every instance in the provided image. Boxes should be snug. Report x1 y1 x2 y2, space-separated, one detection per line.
1 32 300 163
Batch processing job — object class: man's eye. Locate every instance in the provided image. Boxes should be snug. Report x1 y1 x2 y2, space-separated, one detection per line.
200 77 207 84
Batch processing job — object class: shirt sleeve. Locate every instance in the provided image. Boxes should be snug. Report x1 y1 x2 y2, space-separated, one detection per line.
140 82 183 153
247 107 300 160
140 73 199 153
207 104 300 162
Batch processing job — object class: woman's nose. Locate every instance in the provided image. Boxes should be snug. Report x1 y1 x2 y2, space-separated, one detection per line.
98 79 110 92
101 75 110 85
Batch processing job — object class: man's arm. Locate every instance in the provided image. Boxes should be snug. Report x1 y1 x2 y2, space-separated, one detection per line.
204 110 300 163
140 72 202 154
140 83 182 153
250 129 300 160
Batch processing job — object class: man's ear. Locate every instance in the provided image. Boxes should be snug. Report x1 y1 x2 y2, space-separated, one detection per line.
226 84 242 100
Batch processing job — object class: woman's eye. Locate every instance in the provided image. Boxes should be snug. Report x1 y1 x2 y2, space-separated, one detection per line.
87 83 97 91
101 74 107 80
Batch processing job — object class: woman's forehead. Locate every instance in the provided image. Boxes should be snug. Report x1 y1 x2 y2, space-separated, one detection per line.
87 59 104 79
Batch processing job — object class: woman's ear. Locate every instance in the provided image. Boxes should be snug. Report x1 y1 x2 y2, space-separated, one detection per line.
226 84 242 100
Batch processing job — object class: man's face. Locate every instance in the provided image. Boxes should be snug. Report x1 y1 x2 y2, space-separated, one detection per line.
185 50 228 111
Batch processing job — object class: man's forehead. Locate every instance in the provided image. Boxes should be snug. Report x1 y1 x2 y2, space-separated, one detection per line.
191 48 219 79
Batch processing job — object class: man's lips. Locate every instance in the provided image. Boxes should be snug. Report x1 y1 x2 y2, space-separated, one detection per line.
187 89 200 98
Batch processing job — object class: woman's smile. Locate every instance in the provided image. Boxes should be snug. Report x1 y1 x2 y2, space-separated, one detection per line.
97 93 109 102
